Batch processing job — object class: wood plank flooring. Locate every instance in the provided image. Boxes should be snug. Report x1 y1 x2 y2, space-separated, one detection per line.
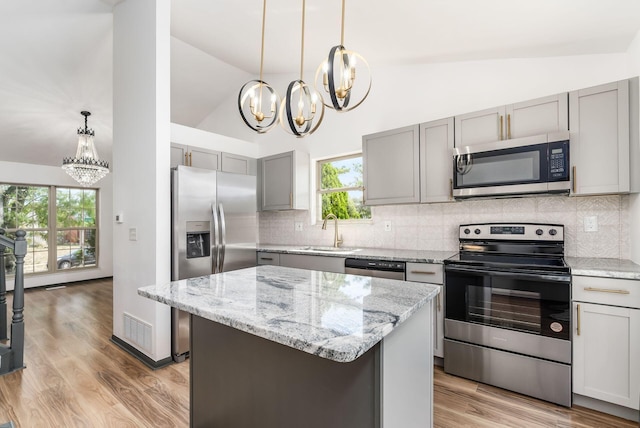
0 278 637 427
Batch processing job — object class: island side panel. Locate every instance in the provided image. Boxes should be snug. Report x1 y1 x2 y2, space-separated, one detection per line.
381 302 433 427
190 314 381 428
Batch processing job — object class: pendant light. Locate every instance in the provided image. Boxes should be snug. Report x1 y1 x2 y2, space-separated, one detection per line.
62 111 109 187
280 0 324 137
315 0 371 112
238 0 280 133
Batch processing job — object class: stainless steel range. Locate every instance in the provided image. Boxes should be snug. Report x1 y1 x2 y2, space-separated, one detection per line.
444 223 572 407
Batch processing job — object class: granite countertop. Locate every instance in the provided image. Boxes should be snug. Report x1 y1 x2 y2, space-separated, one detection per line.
566 257 640 281
138 265 440 363
258 244 456 264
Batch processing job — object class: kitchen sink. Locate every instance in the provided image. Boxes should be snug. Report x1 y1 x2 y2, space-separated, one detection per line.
296 246 361 255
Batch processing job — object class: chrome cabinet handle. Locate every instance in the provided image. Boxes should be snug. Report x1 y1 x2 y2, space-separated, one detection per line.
410 270 436 275
576 304 581 336
584 287 630 295
260 257 273 261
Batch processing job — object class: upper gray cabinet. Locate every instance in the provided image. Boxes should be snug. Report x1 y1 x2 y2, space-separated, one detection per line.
420 118 454 203
221 152 257 175
363 125 420 205
454 93 568 147
569 78 639 195
171 143 221 170
259 150 309 211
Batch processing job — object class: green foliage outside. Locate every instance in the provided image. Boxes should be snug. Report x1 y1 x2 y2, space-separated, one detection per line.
320 161 371 220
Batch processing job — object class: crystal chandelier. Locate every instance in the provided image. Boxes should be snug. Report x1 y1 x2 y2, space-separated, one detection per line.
238 0 280 133
280 0 324 137
62 111 109 187
315 0 371 112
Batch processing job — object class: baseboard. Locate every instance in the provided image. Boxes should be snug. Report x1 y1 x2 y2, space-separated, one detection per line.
573 394 639 422
110 335 173 370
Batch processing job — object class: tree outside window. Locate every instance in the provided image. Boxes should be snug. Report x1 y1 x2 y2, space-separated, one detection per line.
318 155 371 220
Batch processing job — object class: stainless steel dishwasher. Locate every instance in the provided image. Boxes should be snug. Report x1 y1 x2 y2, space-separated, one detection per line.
344 258 405 280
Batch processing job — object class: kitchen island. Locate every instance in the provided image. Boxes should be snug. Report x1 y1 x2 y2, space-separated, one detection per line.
138 265 440 428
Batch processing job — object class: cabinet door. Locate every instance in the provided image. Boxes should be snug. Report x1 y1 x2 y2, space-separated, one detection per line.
569 80 630 195
279 254 345 273
222 152 257 175
406 263 444 358
190 147 221 170
506 93 568 139
261 152 294 210
363 125 420 205
454 106 506 147
420 118 454 203
573 302 640 409
170 143 188 168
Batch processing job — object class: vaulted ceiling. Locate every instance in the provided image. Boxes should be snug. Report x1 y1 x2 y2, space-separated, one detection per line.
1 0 639 167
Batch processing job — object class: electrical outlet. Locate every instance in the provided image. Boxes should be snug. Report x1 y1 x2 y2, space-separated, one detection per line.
584 216 598 232
129 227 138 241
295 221 303 232
384 221 392 232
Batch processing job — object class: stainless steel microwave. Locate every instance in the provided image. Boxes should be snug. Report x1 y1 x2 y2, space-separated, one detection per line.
453 132 570 198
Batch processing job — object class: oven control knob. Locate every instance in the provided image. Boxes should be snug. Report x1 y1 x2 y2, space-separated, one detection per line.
549 229 557 236
536 229 544 236
464 228 471 235
474 228 481 235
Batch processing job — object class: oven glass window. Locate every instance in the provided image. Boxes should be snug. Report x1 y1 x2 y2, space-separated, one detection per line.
446 269 570 340
455 143 547 188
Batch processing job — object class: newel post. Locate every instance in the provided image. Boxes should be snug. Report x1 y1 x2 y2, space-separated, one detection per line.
0 228 7 341
11 230 27 369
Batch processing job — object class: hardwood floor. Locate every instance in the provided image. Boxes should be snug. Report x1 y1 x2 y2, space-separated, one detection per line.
0 278 637 427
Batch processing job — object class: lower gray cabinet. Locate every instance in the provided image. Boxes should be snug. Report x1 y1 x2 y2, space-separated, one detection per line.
257 252 280 265
406 262 444 359
279 254 345 274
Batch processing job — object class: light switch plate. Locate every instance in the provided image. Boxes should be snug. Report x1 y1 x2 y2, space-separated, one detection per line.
129 227 138 241
295 221 303 232
584 216 598 232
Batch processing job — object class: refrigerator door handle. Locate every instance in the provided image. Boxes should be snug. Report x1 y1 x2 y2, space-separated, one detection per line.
211 203 220 273
218 204 227 272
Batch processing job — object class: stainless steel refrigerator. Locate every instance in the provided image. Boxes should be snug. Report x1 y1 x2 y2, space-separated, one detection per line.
171 165 257 362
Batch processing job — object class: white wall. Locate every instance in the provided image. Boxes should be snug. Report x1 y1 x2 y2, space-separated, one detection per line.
112 0 171 362
0 161 113 290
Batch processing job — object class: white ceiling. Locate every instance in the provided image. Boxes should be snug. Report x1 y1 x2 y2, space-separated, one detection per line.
1 0 639 167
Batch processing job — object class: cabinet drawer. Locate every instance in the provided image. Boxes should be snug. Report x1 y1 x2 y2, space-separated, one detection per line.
257 252 280 266
406 262 443 284
573 276 640 309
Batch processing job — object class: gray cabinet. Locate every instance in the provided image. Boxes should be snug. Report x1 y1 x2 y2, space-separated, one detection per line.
256 252 280 265
406 263 444 359
569 78 639 195
259 151 309 211
454 93 568 147
420 118 454 203
171 143 221 170
279 254 345 273
221 152 257 175
363 125 420 205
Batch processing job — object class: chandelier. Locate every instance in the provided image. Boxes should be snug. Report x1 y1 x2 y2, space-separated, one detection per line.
315 0 371 112
62 111 109 187
238 0 280 133
280 0 324 137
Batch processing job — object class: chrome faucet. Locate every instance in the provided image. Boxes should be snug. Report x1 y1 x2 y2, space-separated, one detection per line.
322 214 343 248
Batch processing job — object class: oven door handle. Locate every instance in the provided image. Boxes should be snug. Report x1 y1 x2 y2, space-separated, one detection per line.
445 265 571 283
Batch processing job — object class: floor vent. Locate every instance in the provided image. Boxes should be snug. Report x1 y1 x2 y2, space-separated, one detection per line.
123 313 152 353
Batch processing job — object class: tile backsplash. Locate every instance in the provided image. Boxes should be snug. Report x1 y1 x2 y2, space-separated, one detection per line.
259 194 631 259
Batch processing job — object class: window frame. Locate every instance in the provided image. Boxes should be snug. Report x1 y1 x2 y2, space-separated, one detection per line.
1 182 100 276
316 153 370 222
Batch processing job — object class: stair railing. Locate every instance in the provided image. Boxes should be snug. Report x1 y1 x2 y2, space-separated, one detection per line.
0 228 27 374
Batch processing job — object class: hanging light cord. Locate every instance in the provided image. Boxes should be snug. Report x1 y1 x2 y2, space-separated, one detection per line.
340 0 345 46
259 0 267 84
299 0 307 81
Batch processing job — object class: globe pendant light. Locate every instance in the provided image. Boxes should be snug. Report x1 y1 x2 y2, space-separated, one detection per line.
315 0 371 112
238 0 280 133
62 111 109 187
280 0 324 137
